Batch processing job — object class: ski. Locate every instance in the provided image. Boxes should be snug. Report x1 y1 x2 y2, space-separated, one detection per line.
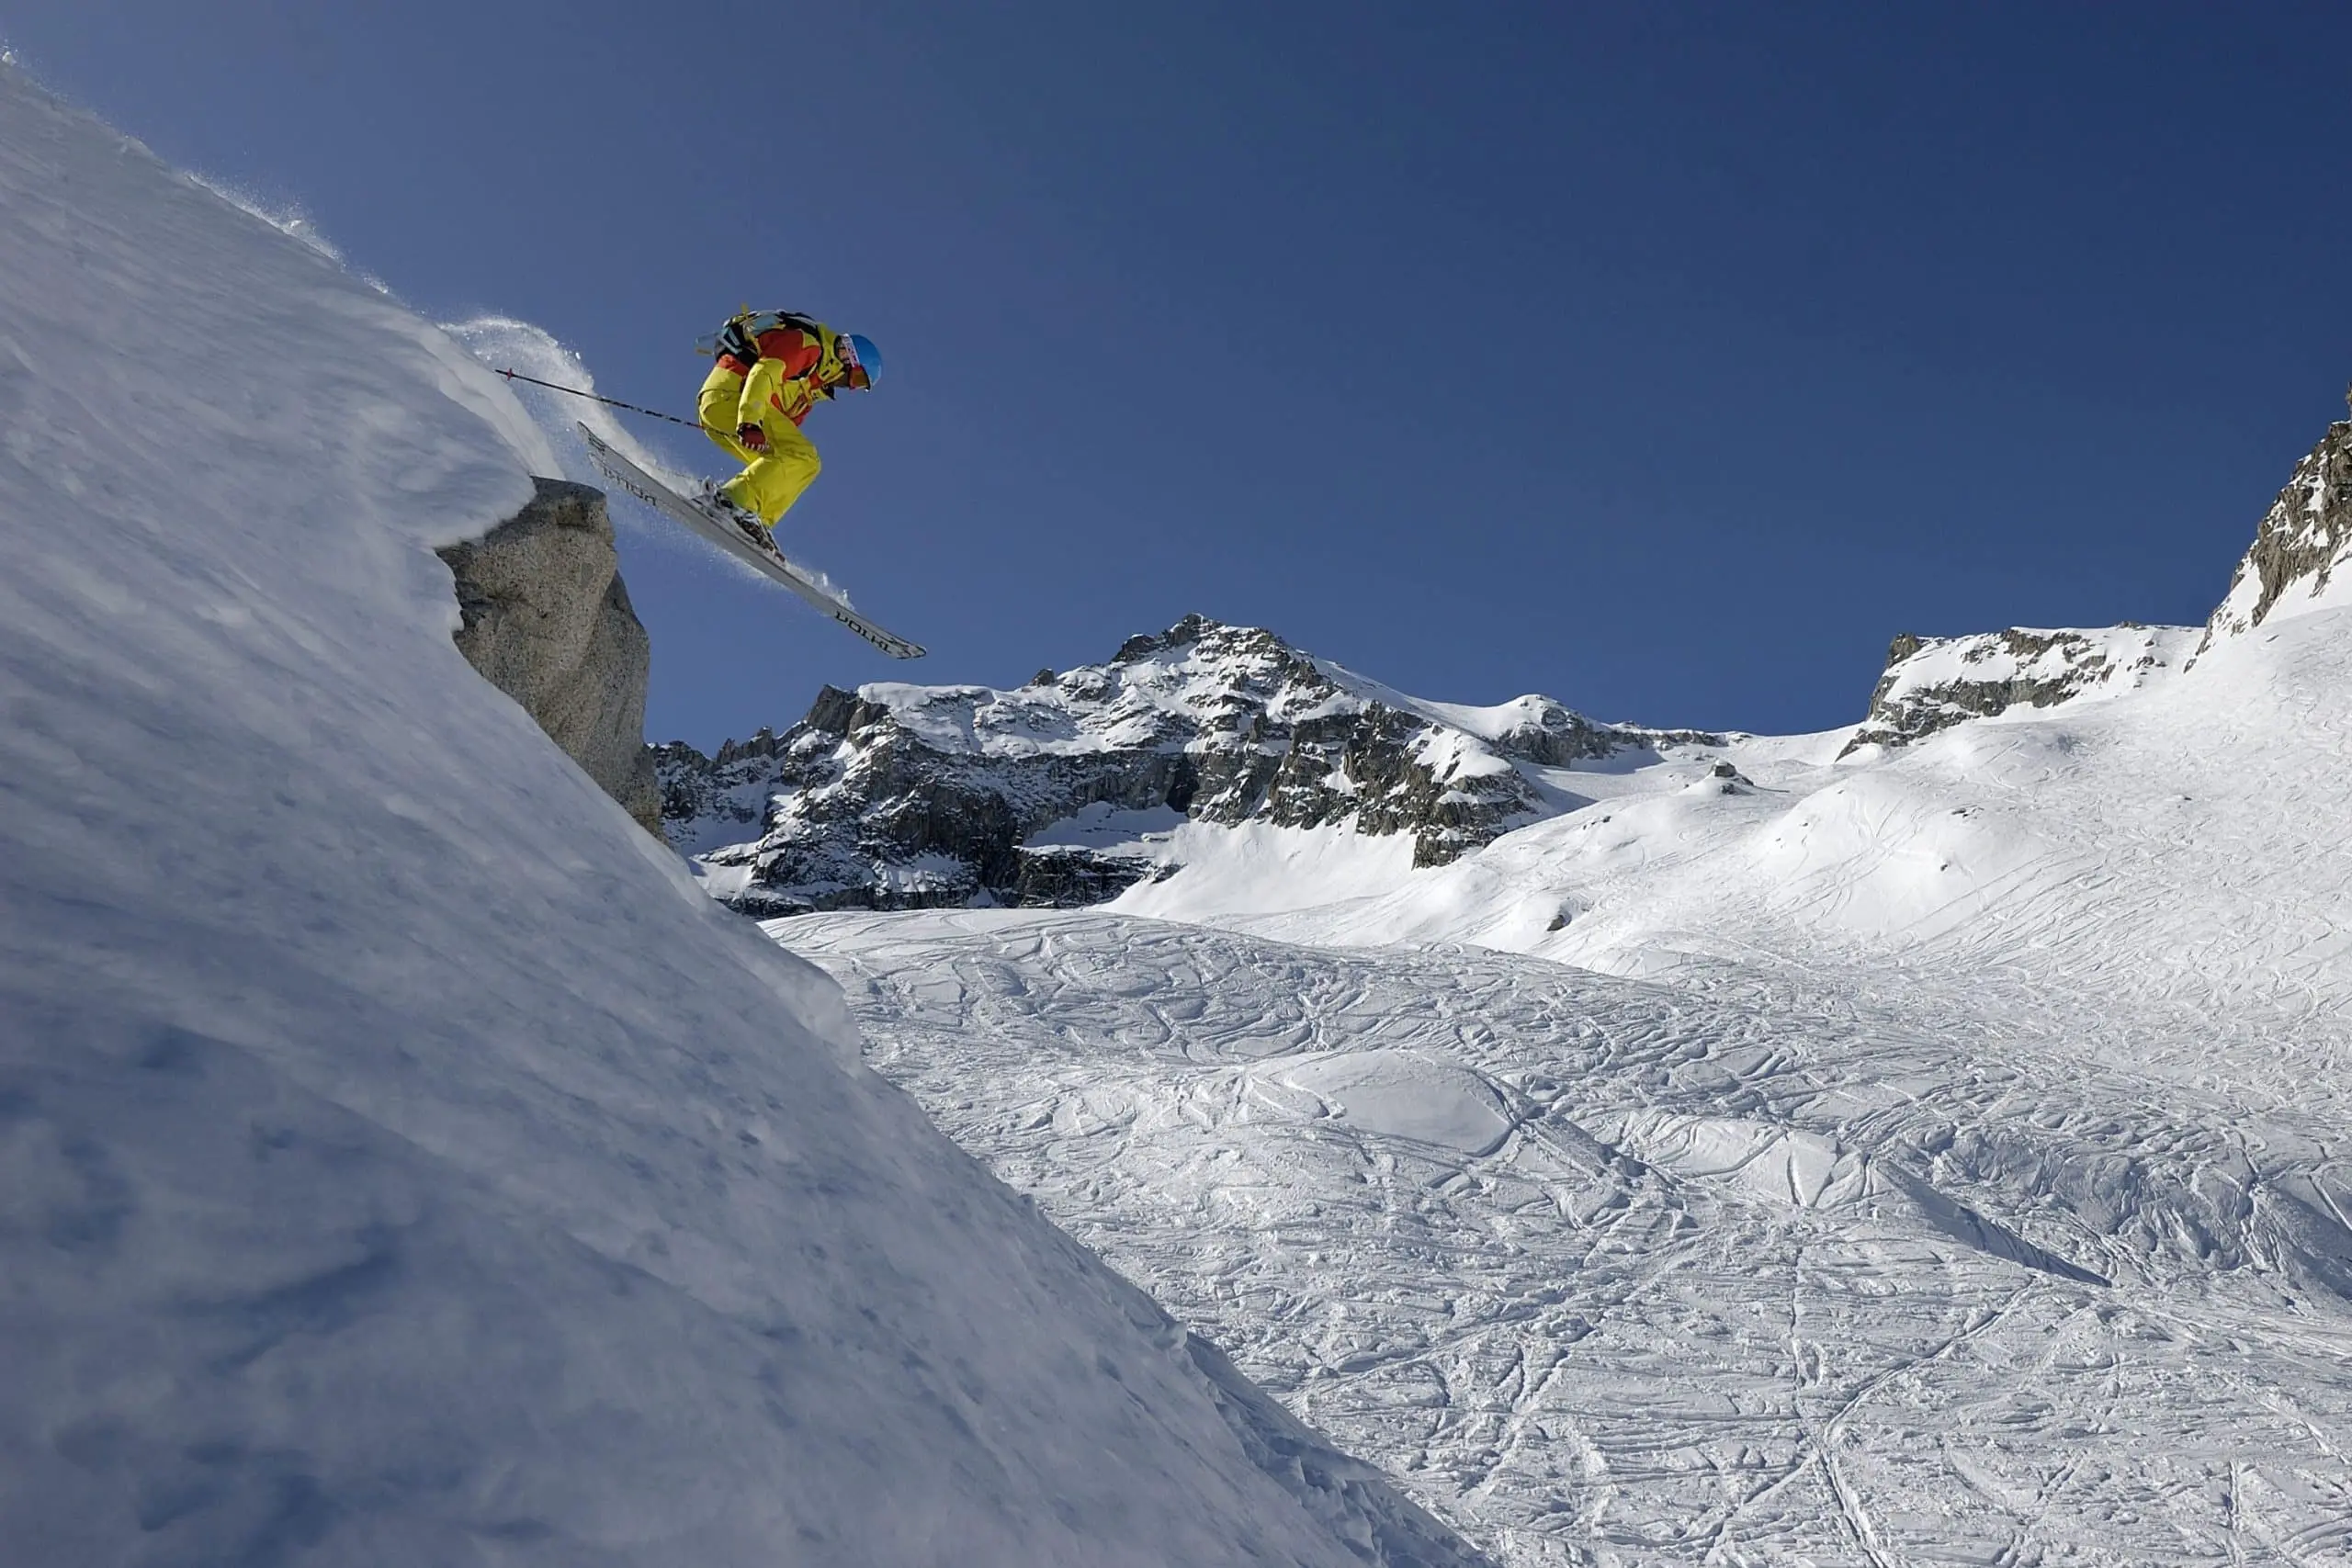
574 422 926 660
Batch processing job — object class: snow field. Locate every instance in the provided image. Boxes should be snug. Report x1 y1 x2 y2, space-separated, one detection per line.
775 578 2352 1562
789 908 2352 1565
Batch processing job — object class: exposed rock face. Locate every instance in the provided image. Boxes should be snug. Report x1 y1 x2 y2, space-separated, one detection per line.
439 479 661 833
657 615 1710 916
1846 400 2352 753
2200 415 2352 651
656 726 789 851
1842 624 2196 754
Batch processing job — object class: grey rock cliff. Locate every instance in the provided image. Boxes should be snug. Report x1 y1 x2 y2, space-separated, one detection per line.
1841 624 2194 755
657 615 1713 917
1846 397 2352 754
439 478 662 833
2199 413 2352 651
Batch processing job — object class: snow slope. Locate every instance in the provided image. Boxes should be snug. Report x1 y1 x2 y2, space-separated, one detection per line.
1204 604 2352 1029
793 907 2352 1565
0 65 1486 1568
774 446 2352 1561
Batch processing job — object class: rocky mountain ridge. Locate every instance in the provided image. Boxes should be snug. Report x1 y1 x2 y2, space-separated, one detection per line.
2199 409 2352 649
658 615 1716 915
660 398 2352 918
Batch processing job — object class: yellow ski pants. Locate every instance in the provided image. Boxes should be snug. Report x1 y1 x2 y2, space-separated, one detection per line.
696 362 822 525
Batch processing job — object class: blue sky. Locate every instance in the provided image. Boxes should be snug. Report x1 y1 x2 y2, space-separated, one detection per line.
7 3 2349 747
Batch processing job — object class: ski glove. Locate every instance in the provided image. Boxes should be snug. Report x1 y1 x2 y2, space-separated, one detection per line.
737 423 768 453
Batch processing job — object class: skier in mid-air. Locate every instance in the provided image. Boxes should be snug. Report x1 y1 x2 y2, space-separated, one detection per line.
695 310 880 550
567 310 920 654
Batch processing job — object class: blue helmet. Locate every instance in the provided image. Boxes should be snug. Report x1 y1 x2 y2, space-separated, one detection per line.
842 332 882 389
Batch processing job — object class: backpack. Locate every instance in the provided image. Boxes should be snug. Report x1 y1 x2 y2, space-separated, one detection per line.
698 309 824 367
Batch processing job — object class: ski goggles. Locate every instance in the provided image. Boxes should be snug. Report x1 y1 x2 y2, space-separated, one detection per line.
836 334 872 390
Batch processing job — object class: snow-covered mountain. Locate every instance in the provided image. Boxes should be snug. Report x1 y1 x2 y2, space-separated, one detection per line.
0 64 1489 1568
662 543 2296 927
659 614 1720 914
766 412 2352 1565
1840 622 2195 753
670 391 2352 946
2201 400 2352 645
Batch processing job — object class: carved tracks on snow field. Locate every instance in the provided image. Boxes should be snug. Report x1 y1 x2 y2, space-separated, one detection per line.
787 909 2352 1567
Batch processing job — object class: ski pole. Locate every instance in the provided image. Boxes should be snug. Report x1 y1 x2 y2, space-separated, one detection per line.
494 368 702 430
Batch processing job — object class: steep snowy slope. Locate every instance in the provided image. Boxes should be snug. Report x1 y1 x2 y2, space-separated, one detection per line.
771 420 2352 1562
0 66 1487 1568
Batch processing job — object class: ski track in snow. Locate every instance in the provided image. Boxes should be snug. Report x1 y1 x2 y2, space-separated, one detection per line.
779 608 2352 1566
786 909 2352 1566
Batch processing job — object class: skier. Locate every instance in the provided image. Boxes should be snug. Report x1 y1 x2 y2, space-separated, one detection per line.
695 310 880 547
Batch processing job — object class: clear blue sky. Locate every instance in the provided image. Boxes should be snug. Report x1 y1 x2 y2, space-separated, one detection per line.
7 3 2349 747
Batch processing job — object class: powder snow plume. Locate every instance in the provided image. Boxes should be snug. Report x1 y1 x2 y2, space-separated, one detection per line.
442 316 695 491
184 172 357 271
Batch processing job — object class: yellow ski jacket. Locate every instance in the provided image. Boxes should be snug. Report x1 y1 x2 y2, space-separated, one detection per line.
716 314 854 430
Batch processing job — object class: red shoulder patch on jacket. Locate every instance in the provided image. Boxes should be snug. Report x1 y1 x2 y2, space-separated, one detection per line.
753 328 821 378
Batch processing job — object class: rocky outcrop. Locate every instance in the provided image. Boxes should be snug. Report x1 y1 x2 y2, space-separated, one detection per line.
657 615 1708 916
2199 412 2352 652
1841 625 2195 754
439 479 661 833
1843 397 2352 753
656 727 790 851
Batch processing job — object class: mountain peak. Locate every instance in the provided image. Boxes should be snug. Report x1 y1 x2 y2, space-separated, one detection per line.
2200 416 2352 651
658 619 1704 914
1112 610 1231 662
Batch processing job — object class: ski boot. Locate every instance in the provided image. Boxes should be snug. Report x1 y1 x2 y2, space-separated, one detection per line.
697 481 780 558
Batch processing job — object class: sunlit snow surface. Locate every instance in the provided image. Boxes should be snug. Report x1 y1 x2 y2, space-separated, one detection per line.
783 606 2352 1565
0 66 1484 1567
